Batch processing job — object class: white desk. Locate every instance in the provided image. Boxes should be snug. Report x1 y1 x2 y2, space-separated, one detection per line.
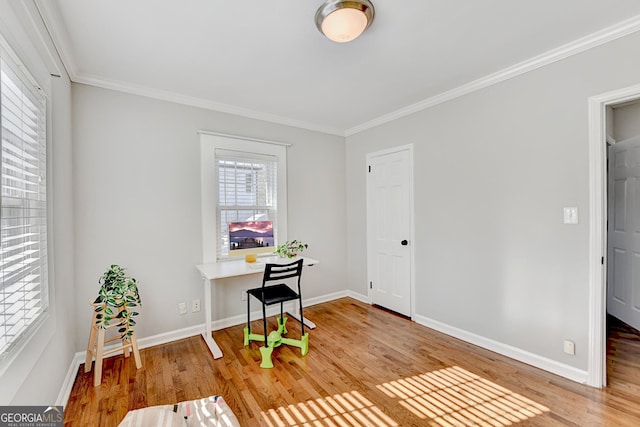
195 256 319 359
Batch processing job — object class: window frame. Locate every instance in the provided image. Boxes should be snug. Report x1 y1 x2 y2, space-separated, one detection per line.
199 132 288 263
0 32 51 378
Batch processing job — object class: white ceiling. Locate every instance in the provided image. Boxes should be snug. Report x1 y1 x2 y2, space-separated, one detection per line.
37 0 640 135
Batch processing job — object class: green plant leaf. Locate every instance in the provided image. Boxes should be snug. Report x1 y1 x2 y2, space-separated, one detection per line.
95 264 142 340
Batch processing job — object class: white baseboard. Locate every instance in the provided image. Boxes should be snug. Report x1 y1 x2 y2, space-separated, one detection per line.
55 322 207 407
56 291 356 406
346 290 369 304
58 293 588 407
413 314 589 384
55 352 84 406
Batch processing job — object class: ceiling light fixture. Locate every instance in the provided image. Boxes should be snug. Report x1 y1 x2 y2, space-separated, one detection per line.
315 0 375 43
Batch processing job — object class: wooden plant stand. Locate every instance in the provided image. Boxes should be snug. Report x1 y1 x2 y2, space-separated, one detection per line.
85 301 141 386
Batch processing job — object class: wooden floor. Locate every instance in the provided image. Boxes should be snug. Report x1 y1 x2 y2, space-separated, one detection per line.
64 298 640 426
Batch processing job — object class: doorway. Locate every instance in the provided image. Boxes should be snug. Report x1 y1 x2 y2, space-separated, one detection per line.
366 145 414 318
588 83 640 388
606 129 640 331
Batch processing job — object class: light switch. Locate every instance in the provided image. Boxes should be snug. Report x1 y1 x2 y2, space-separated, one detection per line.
563 207 578 224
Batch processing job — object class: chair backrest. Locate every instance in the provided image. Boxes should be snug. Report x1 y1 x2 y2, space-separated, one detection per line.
263 258 304 288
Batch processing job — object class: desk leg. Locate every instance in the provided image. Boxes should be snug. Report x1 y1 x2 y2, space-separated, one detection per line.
287 304 316 329
201 276 223 359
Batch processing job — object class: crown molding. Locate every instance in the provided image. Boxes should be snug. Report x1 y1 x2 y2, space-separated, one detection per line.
33 0 77 81
33 1 640 139
73 73 346 136
33 1 345 137
345 13 640 136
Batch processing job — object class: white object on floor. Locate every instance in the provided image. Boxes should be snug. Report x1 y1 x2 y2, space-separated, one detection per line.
118 395 240 427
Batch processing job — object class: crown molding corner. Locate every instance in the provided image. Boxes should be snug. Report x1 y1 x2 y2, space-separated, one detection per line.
34 0 80 81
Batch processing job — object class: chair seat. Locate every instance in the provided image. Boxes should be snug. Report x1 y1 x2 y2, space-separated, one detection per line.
247 283 299 306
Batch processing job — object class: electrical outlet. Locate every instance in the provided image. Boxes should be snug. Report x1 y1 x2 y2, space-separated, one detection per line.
563 340 575 355
178 302 187 315
241 290 247 301
192 299 201 313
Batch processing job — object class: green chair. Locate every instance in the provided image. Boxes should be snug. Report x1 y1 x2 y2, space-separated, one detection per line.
244 258 308 368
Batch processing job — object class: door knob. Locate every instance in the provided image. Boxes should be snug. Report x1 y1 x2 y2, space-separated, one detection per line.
401 240 408 246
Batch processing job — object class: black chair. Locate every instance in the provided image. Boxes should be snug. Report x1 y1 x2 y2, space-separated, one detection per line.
243 258 308 368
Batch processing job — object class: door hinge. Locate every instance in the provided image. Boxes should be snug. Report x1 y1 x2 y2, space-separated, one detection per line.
369 281 373 289
368 165 371 173
601 256 605 265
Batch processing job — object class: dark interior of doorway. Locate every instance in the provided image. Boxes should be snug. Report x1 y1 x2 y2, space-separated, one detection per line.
373 304 410 320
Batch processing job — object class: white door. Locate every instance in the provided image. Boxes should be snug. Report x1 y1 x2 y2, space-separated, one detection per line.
607 136 640 330
366 147 412 317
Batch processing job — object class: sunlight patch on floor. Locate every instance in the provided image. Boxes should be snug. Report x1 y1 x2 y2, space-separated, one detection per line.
260 390 398 427
377 366 549 426
260 366 548 426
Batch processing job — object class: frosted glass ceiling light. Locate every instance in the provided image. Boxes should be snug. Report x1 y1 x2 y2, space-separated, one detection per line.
315 0 375 43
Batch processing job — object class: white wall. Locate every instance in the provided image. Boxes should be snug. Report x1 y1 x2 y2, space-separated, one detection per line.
346 30 640 372
613 100 640 141
5 1 639 404
0 1 76 404
72 84 347 349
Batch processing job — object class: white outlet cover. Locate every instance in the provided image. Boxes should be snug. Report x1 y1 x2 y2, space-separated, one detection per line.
178 302 187 315
563 340 575 355
563 207 578 224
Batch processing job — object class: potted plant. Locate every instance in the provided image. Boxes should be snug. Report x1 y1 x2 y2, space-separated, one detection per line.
93 264 141 341
274 240 308 258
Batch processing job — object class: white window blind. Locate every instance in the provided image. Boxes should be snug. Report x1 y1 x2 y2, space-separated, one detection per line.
215 149 278 259
0 44 48 363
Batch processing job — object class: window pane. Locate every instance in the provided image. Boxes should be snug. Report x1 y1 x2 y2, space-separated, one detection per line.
0 50 48 363
215 151 278 258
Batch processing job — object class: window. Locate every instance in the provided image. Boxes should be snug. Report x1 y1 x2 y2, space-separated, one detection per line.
0 42 48 364
199 132 288 263
215 150 278 258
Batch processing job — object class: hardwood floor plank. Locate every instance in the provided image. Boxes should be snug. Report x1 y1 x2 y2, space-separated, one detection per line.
64 298 640 426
